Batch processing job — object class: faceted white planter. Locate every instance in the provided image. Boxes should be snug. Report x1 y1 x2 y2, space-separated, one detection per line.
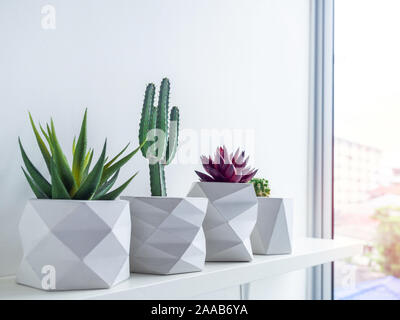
187 182 258 262
16 199 131 291
251 198 293 255
121 196 208 275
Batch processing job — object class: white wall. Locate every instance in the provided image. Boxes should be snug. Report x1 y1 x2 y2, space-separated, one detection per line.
0 0 310 298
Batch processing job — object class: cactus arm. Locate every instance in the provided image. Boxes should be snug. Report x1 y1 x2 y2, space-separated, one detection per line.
145 106 158 159
148 104 165 196
149 163 166 196
156 78 170 161
150 106 157 132
139 83 155 157
166 106 179 165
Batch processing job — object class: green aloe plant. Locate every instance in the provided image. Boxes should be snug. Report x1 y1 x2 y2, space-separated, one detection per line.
20 109 141 200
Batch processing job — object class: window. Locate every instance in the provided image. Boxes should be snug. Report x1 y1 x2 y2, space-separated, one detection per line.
334 0 400 300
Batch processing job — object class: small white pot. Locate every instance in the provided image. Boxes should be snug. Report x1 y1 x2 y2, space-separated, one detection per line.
121 196 208 275
251 198 293 255
16 199 131 291
187 182 258 262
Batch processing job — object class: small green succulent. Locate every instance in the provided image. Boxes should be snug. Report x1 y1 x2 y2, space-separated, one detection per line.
19 109 141 200
251 178 271 197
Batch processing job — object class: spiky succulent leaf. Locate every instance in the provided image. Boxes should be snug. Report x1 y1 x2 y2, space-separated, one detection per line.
229 172 242 183
233 151 247 168
101 143 142 185
46 123 52 141
204 166 226 181
195 170 215 182
73 141 106 200
49 119 76 194
72 109 88 186
84 148 93 166
39 123 51 145
223 164 236 180
93 169 119 200
240 169 258 183
82 149 94 180
21 167 48 199
72 136 76 155
104 142 130 170
29 113 51 172
19 138 52 197
50 157 71 199
98 172 138 200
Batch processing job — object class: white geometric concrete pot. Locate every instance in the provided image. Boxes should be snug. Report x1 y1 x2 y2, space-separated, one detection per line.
121 196 208 275
251 198 293 255
16 199 131 291
187 182 258 262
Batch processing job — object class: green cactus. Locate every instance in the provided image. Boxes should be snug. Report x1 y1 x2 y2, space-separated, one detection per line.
251 178 271 197
139 78 180 196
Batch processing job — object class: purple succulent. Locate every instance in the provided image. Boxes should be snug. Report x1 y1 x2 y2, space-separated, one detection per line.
195 146 258 183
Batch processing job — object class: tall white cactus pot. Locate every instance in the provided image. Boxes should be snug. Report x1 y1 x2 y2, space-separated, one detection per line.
16 199 131 291
121 196 208 275
187 182 258 262
251 198 293 255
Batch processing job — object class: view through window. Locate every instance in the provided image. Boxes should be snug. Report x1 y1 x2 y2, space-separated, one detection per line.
334 0 400 300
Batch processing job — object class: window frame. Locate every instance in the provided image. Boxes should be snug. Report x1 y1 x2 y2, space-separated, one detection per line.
307 0 335 300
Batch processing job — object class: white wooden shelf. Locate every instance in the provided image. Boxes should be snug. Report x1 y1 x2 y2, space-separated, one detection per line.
0 237 363 300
